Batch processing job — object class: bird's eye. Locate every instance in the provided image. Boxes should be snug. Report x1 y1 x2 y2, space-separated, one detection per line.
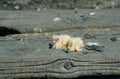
52 38 59 43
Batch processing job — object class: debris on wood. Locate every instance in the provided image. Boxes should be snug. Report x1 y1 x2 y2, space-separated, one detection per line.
85 42 104 52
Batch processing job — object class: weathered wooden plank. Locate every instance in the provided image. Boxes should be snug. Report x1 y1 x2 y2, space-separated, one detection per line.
0 58 120 78
0 29 120 78
0 9 120 33
0 9 120 79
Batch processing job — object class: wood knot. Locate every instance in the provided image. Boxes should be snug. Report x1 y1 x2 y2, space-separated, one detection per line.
64 61 73 70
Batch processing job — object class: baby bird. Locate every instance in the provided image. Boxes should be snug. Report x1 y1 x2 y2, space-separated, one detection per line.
52 35 71 49
52 35 84 52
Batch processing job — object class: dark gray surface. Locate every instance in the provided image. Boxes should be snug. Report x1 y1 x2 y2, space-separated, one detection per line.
0 9 120 78
0 9 120 33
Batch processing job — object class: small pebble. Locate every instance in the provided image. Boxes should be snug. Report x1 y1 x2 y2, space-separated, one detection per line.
53 17 62 22
110 37 116 42
86 42 99 46
14 5 20 10
85 42 104 52
36 8 40 11
89 12 96 16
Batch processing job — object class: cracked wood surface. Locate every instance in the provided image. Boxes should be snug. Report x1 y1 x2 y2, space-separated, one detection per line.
0 9 120 78
0 28 120 78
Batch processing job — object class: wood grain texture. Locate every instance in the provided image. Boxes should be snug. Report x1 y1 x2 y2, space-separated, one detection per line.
0 58 120 78
0 9 120 79
0 30 120 78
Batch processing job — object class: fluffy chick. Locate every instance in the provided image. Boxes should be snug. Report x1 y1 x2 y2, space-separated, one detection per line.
67 37 84 51
52 35 84 52
52 35 71 49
